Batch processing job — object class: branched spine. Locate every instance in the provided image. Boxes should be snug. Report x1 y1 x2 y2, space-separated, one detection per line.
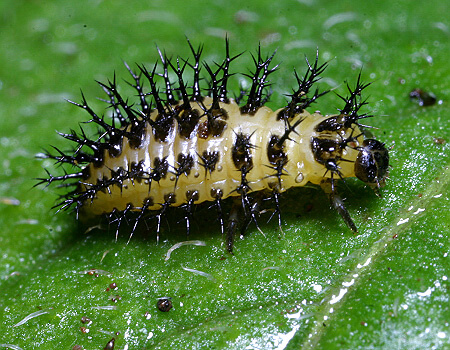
240 45 278 114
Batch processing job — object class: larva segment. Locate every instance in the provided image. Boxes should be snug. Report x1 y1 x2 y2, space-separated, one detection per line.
37 39 389 252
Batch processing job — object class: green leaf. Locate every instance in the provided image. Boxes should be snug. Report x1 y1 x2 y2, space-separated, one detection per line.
0 0 448 349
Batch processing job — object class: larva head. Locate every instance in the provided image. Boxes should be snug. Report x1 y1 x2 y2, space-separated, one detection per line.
354 139 389 194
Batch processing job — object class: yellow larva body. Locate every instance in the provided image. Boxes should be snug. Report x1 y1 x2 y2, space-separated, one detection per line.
84 97 362 215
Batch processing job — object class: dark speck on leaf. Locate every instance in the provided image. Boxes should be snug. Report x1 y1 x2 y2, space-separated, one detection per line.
409 88 437 106
157 297 173 312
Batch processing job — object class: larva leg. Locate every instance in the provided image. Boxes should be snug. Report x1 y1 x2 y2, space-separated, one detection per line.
182 191 199 236
155 194 176 244
210 189 225 235
269 190 283 233
129 199 152 243
320 179 358 232
108 204 133 242
226 199 242 253
240 192 265 236
330 191 358 233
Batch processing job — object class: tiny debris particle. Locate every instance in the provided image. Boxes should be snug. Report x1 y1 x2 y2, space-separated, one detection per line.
164 240 206 261
110 295 122 303
80 268 112 276
157 297 173 312
103 338 115 350
13 309 50 327
433 137 446 145
409 88 437 106
181 266 216 281
80 316 91 324
0 197 20 206
0 344 25 350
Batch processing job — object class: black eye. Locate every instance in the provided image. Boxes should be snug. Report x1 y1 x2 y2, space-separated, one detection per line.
354 139 389 187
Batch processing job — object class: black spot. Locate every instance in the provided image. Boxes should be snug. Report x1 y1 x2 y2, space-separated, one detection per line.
198 151 220 176
164 192 176 204
109 167 129 189
276 109 287 121
232 132 255 170
207 108 228 137
267 135 287 165
81 166 91 180
105 129 124 158
210 188 223 199
186 190 199 202
315 116 343 132
175 105 201 138
130 161 146 182
150 157 168 181
173 153 194 178
151 113 174 142
311 137 342 165
126 124 148 149
143 196 154 207
197 120 210 139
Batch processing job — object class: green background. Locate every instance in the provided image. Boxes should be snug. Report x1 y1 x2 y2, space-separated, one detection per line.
0 0 448 349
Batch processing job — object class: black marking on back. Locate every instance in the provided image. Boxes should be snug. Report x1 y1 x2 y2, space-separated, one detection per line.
129 161 146 183
232 132 255 171
267 135 287 165
311 137 342 165
266 135 289 188
175 107 201 139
